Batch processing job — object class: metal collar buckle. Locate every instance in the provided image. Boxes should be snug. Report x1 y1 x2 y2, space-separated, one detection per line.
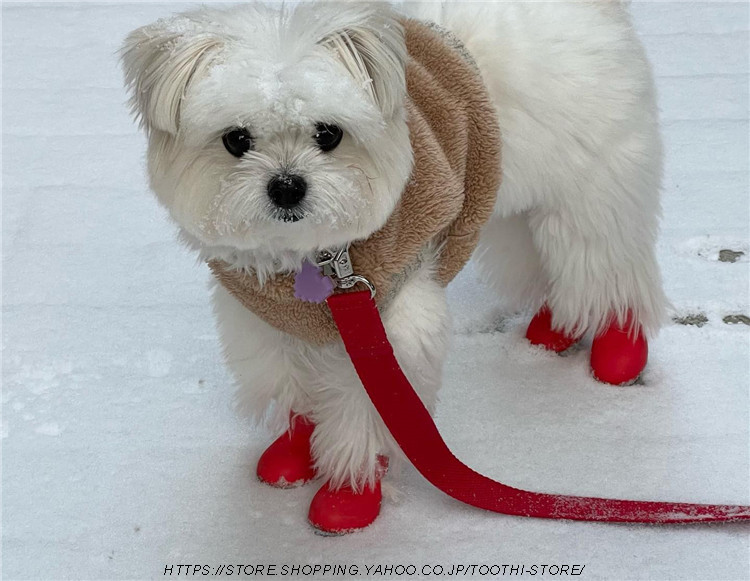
316 245 376 298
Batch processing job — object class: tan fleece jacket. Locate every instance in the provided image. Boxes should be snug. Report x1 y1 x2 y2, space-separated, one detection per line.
210 19 502 345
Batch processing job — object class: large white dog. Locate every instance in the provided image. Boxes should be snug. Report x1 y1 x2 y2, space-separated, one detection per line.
122 1 668 534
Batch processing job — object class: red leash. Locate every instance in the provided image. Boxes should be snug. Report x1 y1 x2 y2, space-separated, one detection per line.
327 290 750 524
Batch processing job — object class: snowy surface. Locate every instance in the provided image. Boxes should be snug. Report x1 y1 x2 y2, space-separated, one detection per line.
2 2 749 580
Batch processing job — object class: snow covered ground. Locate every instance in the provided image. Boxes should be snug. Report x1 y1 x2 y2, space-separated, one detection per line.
2 2 748 579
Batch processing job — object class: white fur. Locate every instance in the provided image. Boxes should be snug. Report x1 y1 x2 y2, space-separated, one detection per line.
122 1 668 489
121 3 412 261
212 255 448 491
424 1 670 337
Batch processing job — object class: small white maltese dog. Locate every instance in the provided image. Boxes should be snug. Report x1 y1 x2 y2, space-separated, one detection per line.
122 1 668 534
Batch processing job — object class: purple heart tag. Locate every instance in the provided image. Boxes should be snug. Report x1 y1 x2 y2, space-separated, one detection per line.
294 260 335 303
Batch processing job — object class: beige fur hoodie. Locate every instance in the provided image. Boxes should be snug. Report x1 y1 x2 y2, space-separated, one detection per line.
210 19 502 344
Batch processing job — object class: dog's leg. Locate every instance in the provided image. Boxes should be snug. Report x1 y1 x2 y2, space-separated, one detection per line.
443 0 669 383
211 282 318 486
476 212 548 317
307 260 449 533
526 161 668 384
476 213 586 352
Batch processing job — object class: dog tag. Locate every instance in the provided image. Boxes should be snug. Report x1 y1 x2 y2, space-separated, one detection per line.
294 260 335 303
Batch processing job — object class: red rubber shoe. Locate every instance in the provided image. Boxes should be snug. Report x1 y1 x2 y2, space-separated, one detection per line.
590 312 648 386
256 413 316 488
308 456 388 534
526 305 580 352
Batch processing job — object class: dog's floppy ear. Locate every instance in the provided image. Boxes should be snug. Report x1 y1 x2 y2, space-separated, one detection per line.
121 17 223 134
317 5 407 118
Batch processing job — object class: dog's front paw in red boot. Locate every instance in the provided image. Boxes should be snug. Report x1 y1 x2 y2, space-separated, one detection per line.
590 311 648 386
308 480 382 535
308 456 388 535
526 305 580 353
256 413 316 488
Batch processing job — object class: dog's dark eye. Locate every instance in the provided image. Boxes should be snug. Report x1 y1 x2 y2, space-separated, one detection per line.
314 123 343 152
222 127 253 158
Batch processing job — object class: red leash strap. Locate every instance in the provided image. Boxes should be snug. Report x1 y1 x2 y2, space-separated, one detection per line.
327 290 750 524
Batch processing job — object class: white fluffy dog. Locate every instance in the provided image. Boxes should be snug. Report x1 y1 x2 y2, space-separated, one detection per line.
122 1 668 533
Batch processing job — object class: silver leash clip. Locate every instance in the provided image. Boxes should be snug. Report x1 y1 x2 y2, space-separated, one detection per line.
316 245 376 298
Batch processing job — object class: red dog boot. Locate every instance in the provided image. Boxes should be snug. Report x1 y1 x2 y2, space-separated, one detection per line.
526 304 580 352
308 456 388 534
590 311 648 386
256 413 316 488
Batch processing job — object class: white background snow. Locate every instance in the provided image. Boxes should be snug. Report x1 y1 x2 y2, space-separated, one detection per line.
2 1 748 579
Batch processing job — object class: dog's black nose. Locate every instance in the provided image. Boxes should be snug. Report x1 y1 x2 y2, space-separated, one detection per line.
267 174 307 209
